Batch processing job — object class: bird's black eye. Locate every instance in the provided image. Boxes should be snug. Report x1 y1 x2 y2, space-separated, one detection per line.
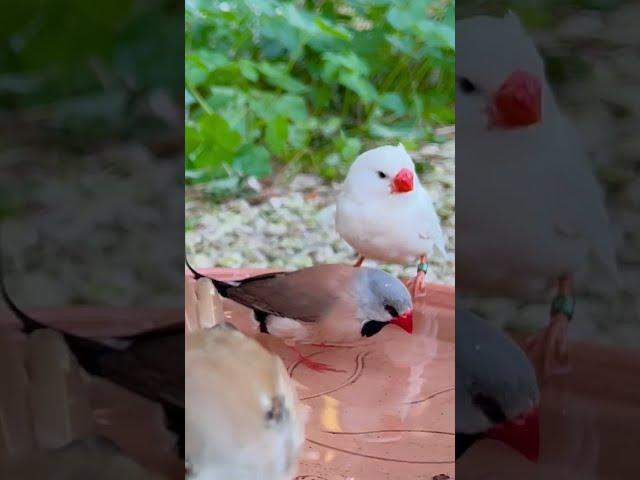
384 304 399 318
458 77 476 93
265 395 286 425
377 171 387 179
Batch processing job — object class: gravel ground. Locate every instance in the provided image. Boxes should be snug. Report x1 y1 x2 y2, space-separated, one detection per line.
186 131 456 285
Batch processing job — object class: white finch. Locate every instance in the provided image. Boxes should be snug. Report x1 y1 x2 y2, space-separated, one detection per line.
185 322 306 480
456 309 540 462
186 262 413 372
335 143 447 299
456 13 617 381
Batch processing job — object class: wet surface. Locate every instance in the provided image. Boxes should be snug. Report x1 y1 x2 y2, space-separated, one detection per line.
457 332 640 478
199 269 455 480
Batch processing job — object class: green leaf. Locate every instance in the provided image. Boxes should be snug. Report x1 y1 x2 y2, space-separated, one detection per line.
379 92 406 115
265 115 289 155
233 145 272 178
314 17 353 41
418 21 454 50
338 71 378 104
185 125 201 155
387 7 414 31
199 113 242 152
274 94 308 122
238 59 258 82
340 135 361 161
257 62 308 93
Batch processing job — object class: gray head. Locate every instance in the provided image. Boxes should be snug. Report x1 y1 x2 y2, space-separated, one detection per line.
354 267 413 337
456 309 540 461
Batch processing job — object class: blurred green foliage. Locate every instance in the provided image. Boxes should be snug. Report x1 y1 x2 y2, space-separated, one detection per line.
185 0 454 196
0 0 182 144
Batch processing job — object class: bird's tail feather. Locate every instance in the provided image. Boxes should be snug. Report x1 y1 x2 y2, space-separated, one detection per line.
184 258 234 297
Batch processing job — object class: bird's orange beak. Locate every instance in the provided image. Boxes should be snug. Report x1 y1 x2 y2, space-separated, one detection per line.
488 70 542 129
390 308 413 334
391 168 414 193
486 406 540 462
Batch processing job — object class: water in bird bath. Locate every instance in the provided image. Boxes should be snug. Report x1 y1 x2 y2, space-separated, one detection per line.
207 269 455 480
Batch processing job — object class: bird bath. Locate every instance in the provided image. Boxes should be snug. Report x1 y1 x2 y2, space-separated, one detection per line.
456 330 640 479
189 268 455 480
0 306 184 479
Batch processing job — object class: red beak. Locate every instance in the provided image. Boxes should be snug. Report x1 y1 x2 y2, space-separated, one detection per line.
486 406 540 462
390 309 413 334
391 168 414 193
488 70 542 129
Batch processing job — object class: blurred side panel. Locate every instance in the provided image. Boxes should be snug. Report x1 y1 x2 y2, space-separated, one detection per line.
456 1 640 478
0 1 184 478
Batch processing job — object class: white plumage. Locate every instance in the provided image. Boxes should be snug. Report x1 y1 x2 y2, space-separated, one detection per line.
336 144 447 264
456 14 617 298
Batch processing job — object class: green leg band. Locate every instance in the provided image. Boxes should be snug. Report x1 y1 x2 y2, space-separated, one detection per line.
550 294 576 321
417 262 429 274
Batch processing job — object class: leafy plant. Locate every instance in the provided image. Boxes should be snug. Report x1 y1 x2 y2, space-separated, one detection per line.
185 0 454 195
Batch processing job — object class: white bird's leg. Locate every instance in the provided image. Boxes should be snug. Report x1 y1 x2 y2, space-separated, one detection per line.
406 255 429 299
288 345 346 374
353 254 365 267
525 276 574 384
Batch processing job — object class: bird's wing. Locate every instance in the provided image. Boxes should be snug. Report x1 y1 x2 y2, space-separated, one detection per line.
227 265 353 323
551 115 618 282
416 187 448 257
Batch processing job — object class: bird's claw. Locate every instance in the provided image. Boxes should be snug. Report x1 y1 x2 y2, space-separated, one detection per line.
407 272 428 299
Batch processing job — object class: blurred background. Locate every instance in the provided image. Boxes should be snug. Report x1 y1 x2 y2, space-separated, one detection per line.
457 2 640 345
185 0 456 284
1 0 183 307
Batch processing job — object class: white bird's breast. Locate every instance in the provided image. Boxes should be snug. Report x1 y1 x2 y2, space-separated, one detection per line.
336 186 444 264
456 135 594 293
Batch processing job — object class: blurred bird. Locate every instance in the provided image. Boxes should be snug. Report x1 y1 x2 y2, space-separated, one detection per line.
186 262 413 372
186 322 306 480
0 228 185 456
456 309 540 462
335 143 447 299
456 13 618 382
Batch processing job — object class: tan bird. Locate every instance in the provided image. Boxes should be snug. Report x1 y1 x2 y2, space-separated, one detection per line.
186 321 307 480
186 262 414 372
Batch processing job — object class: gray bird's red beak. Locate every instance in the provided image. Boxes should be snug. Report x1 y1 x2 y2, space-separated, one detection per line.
391 168 414 193
486 406 540 462
390 308 413 334
488 70 542 129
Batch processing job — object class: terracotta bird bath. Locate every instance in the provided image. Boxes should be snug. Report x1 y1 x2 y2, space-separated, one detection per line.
0 307 184 480
186 267 456 480
457 327 640 479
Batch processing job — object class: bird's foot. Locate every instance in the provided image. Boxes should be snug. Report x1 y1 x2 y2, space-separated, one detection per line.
407 271 428 300
525 312 571 384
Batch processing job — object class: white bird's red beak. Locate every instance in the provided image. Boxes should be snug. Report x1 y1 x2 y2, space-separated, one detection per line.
488 70 542 129
389 308 413 334
391 168 414 193
486 406 540 462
